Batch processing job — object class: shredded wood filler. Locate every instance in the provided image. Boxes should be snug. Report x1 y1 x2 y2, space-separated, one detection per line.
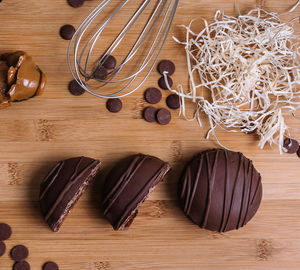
165 8 300 153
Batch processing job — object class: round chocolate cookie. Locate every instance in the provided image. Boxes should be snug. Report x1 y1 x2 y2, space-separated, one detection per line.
143 106 157 122
0 223 12 240
13 261 30 270
157 60 175 76
0 241 5 257
144 88 162 104
283 138 299 154
59 24 75 40
67 0 85 8
158 76 173 90
166 94 180 109
156 108 171 125
68 80 85 96
106 98 122 113
43 261 59 270
178 149 262 232
103 55 116 69
93 66 108 80
10 245 29 262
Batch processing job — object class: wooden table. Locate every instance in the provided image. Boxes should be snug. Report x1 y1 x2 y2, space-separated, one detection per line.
0 0 300 269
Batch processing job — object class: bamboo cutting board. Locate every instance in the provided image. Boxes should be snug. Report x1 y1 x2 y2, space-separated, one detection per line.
1 0 300 269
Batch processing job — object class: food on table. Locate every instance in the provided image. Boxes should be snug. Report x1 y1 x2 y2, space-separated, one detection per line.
157 60 175 76
0 51 46 108
158 76 173 90
143 106 157 122
10 245 28 262
156 108 171 125
59 24 75 40
0 223 12 240
42 261 59 270
67 0 85 8
93 66 107 80
68 79 85 96
13 261 30 270
178 149 262 232
106 98 122 113
166 94 180 110
0 241 5 257
283 138 299 154
39 157 101 232
144 87 162 104
103 55 116 70
102 154 171 230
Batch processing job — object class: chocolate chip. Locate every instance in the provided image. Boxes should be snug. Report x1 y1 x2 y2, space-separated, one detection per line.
0 223 12 240
106 98 122 113
43 261 59 270
166 94 180 109
13 261 30 270
144 88 162 104
67 0 85 8
143 106 157 122
94 66 108 80
297 147 300 158
283 138 299 154
156 108 171 125
0 241 5 257
103 55 116 69
157 60 175 76
60 25 75 40
11 245 29 262
158 76 173 90
68 80 85 96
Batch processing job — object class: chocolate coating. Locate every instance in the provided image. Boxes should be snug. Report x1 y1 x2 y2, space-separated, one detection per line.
67 0 85 8
0 241 5 257
157 60 175 76
68 80 85 96
283 138 299 154
103 55 116 69
158 76 173 90
10 245 28 262
166 94 180 110
13 261 30 270
144 88 162 104
156 108 171 125
43 261 59 270
60 25 75 40
178 149 262 232
0 223 12 240
39 157 101 232
106 98 122 113
143 106 157 122
102 154 171 230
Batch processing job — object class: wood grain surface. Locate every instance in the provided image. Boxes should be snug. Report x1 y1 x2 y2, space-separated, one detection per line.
0 0 300 269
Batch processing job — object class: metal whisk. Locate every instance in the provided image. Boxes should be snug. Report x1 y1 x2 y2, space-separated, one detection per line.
67 0 179 98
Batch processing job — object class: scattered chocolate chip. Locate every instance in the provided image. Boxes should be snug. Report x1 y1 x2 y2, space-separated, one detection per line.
283 138 299 154
11 245 29 262
94 66 108 80
0 241 6 257
158 76 173 90
68 80 85 96
157 60 175 76
67 0 85 8
103 55 116 69
13 261 30 270
59 25 75 40
106 98 122 113
144 88 162 104
43 261 59 270
0 223 12 240
166 94 180 109
143 106 157 122
156 108 171 125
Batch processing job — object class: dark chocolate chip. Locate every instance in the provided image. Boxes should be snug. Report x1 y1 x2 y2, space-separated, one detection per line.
11 245 29 262
144 88 162 104
157 60 175 76
68 80 85 96
158 76 173 90
283 138 299 154
143 106 157 122
156 108 171 125
166 94 180 109
0 241 6 257
297 147 300 158
106 98 122 113
67 0 85 8
13 261 30 270
93 66 108 80
60 25 75 40
43 261 59 270
0 223 12 240
103 55 116 69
